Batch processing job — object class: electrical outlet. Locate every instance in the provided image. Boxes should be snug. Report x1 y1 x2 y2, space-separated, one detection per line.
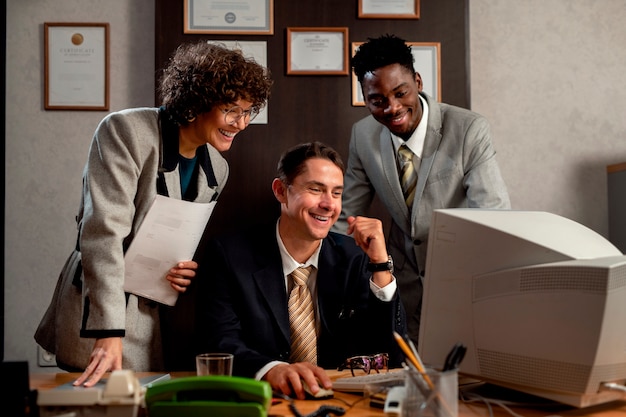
37 346 57 367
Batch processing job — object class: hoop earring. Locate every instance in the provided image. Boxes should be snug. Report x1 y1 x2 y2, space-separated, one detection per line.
187 116 196 123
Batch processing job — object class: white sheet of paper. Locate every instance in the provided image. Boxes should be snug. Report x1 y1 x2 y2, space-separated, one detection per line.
123 195 216 306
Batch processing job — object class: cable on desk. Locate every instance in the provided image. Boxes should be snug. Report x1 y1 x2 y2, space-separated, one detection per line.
272 384 389 417
459 390 526 417
602 382 626 394
273 392 347 417
459 390 496 417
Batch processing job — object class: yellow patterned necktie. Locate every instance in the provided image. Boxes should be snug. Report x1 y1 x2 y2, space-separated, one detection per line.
398 145 417 208
288 266 317 364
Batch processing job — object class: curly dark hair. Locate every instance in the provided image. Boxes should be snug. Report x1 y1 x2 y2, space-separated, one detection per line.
158 41 273 125
351 34 415 82
277 141 345 186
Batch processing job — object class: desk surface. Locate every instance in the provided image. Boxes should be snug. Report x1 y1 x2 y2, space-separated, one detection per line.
30 371 626 417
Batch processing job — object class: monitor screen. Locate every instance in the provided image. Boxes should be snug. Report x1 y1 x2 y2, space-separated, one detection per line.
418 208 626 408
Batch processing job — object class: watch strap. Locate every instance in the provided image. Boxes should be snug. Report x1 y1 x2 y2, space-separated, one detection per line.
367 255 393 272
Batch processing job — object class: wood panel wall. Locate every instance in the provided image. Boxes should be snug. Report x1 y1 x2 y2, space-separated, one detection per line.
156 0 469 371
155 0 469 238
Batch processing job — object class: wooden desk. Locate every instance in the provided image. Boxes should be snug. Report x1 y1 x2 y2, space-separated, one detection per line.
31 372 626 417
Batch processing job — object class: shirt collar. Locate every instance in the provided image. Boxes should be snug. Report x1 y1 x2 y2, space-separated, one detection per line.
275 218 321 275
393 94 428 158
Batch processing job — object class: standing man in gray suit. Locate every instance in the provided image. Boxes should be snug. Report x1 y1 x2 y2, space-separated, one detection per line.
332 35 511 345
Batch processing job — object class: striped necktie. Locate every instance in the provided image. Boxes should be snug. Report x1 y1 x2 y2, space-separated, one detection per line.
288 266 317 364
398 145 417 208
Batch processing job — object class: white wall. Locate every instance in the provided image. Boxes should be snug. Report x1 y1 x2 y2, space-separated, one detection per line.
5 0 155 372
470 0 626 233
5 0 626 373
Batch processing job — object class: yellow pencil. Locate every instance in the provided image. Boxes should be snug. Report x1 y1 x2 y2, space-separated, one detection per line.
392 331 434 388
393 332 455 417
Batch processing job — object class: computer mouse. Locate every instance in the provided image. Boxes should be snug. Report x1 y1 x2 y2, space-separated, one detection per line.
301 379 334 399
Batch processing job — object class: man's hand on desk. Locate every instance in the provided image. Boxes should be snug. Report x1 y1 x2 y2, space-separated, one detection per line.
73 337 123 387
265 362 333 400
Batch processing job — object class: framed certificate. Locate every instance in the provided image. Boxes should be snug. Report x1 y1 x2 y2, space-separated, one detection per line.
44 22 109 110
358 0 420 19
184 0 274 35
351 41 440 106
287 27 349 76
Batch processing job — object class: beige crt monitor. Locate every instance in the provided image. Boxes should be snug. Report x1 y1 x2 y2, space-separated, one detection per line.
418 209 626 408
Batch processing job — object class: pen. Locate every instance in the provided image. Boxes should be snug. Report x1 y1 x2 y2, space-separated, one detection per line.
393 333 421 371
407 336 427 372
443 342 467 372
394 332 456 417
403 361 432 398
392 331 434 388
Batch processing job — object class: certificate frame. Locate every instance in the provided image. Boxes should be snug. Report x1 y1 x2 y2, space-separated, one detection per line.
358 0 420 19
184 0 274 35
44 22 109 110
287 27 349 76
351 41 440 106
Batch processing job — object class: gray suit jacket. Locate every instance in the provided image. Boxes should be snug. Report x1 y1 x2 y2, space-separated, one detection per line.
35 107 229 371
332 93 510 342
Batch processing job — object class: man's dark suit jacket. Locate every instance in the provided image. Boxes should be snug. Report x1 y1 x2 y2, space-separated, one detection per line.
196 222 406 377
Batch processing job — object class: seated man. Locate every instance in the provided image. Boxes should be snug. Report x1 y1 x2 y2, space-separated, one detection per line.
195 142 406 399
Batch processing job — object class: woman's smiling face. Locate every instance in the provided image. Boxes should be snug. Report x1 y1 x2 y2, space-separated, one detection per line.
186 99 255 153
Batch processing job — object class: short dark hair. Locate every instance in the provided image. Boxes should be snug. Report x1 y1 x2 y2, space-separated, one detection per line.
276 142 345 185
158 41 273 125
352 34 415 82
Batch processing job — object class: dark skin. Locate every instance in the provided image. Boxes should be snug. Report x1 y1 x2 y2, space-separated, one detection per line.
361 63 425 141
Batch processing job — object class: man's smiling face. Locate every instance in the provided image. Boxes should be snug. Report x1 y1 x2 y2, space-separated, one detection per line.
278 157 344 242
362 63 424 140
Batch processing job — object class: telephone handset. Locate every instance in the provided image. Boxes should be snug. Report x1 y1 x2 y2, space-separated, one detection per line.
144 375 272 417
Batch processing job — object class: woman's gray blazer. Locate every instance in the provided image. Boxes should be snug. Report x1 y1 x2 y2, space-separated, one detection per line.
35 107 228 371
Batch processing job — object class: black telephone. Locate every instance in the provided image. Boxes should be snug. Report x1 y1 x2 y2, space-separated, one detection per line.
144 375 272 417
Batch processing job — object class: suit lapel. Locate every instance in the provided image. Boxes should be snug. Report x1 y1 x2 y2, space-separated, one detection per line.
413 95 443 224
252 238 291 345
316 239 347 334
379 129 411 228
162 170 181 199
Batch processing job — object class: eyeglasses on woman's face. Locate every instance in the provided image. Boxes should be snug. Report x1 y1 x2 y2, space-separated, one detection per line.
221 105 260 126
337 353 389 376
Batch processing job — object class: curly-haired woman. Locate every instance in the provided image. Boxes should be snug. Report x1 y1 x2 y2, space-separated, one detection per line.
34 41 273 386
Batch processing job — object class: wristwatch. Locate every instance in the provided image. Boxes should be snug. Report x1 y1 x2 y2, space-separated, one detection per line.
367 255 394 273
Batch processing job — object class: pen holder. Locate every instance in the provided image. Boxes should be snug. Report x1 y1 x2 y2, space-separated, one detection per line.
403 368 458 417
